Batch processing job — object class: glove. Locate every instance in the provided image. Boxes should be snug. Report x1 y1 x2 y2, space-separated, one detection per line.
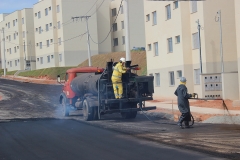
191 93 196 97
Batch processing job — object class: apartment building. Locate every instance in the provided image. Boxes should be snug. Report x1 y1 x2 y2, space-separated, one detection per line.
33 0 112 69
111 0 146 52
236 0 240 100
0 9 36 72
144 0 239 100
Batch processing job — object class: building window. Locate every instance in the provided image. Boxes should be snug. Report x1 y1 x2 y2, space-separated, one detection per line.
47 56 50 63
120 6 124 14
122 36 125 45
39 27 42 34
166 5 171 20
169 71 175 86
40 57 43 64
152 11 157 25
9 48 11 54
50 23 52 27
13 20 15 26
14 33 16 39
58 38 61 45
192 32 199 49
9 35 11 41
177 70 182 78
173 1 178 9
194 69 200 84
40 42 42 49
8 22 10 28
10 61 12 67
191 1 197 13
58 21 61 29
15 60 17 66
38 11 41 18
47 40 50 47
46 24 49 31
113 23 117 32
45 8 48 16
167 37 173 53
35 13 37 17
14 47 16 53
49 7 51 11
175 35 180 43
59 54 62 62
22 18 24 24
22 31 25 38
121 21 124 29
154 42 158 56
50 39 53 43
155 73 160 86
148 44 151 51
146 14 150 22
51 55 54 59
37 58 39 61
113 38 118 46
112 8 117 17
36 43 38 46
57 5 60 13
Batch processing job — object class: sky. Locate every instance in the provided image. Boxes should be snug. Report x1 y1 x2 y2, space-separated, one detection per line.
0 0 39 14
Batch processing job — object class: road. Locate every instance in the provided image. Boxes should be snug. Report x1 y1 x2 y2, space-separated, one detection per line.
0 78 240 160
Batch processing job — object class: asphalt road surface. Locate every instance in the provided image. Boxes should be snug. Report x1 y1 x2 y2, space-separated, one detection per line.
0 78 240 160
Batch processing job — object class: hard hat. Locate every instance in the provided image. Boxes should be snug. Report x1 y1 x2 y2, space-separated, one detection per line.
120 57 126 62
180 77 187 82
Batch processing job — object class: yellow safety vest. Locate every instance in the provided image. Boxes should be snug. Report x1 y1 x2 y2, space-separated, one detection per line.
112 62 127 80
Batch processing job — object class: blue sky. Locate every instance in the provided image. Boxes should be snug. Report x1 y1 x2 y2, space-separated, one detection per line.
0 0 39 14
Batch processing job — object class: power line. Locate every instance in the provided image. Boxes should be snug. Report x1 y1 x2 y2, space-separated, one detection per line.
89 0 105 16
84 0 99 16
89 0 123 44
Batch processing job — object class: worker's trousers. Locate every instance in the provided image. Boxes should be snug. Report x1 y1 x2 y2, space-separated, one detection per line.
111 77 123 99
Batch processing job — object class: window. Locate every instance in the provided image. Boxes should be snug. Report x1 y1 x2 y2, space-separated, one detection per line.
47 40 50 47
13 20 15 26
22 31 25 38
148 44 151 51
36 28 38 32
49 7 51 11
166 5 171 20
112 8 117 17
154 42 158 56
9 48 11 54
16 19 17 22
14 33 16 39
120 6 124 14
17 46 19 49
40 57 43 64
46 24 49 31
51 55 54 59
192 32 199 49
57 21 61 29
47 56 50 63
50 39 53 43
15 60 17 66
37 58 39 62
194 69 200 84
191 1 197 13
113 38 118 46
22 18 24 24
169 71 175 86
50 23 52 27
58 38 61 45
57 5 60 13
8 22 10 28
14 47 16 53
38 11 41 18
122 36 125 45
173 1 178 9
113 23 117 32
167 37 173 53
40 42 42 49
10 61 12 67
35 13 37 17
152 11 157 25
155 73 160 86
177 70 182 78
146 14 150 22
9 35 11 41
39 27 42 34
45 8 48 16
36 43 38 46
175 35 180 43
59 54 62 62
121 21 124 29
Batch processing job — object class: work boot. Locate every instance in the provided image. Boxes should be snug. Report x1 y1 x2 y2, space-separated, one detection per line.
184 121 190 128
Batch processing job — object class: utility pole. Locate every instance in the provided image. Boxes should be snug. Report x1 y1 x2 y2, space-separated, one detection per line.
72 16 92 66
124 0 131 61
29 41 32 71
216 10 224 73
196 19 202 74
24 40 26 70
1 28 6 77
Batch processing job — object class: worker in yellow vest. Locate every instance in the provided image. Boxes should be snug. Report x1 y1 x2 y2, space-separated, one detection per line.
111 57 130 99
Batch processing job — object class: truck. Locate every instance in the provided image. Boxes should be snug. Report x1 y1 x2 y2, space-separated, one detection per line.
57 60 156 121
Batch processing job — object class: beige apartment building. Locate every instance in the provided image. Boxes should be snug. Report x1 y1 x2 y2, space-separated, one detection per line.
0 9 36 72
144 0 239 100
33 0 112 69
111 0 146 52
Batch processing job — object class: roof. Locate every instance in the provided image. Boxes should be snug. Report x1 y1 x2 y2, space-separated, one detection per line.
66 67 104 73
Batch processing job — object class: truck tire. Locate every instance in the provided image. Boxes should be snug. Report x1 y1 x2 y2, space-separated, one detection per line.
62 97 70 117
83 99 93 121
121 111 137 119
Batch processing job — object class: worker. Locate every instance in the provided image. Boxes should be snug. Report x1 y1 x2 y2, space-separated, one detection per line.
174 77 195 128
111 57 129 99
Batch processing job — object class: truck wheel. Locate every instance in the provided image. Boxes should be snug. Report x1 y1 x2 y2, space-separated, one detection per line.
62 98 70 117
121 111 137 119
83 99 93 121
92 106 99 120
